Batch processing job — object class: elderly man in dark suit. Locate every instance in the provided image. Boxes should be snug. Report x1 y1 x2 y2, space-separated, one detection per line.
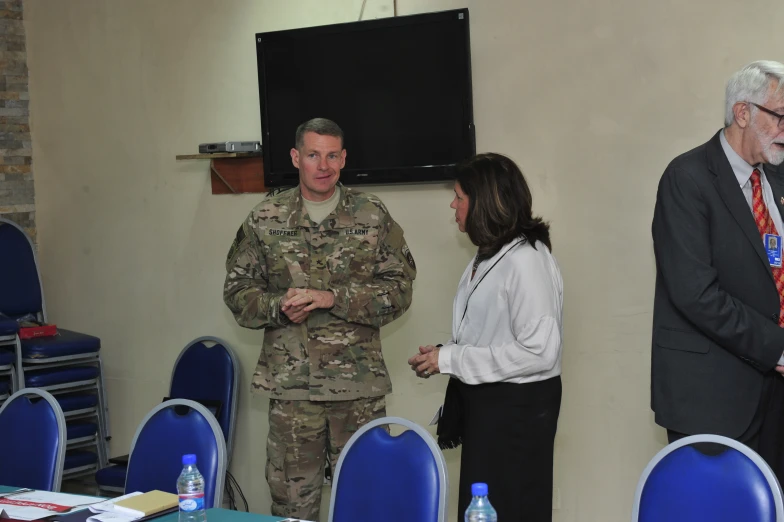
652 60 784 479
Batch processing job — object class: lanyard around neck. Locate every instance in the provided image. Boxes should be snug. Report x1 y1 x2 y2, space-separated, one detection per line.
457 238 527 332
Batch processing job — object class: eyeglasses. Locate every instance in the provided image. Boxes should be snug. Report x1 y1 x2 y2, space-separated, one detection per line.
749 102 784 129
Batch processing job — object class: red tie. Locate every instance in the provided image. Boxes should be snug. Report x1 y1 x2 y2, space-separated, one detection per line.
751 168 784 326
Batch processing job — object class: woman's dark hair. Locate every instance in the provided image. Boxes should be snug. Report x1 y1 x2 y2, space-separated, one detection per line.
456 152 551 261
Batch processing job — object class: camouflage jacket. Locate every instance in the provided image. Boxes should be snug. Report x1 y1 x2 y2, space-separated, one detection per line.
223 184 417 401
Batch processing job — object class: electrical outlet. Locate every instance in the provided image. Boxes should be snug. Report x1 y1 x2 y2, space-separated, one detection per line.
552 487 561 510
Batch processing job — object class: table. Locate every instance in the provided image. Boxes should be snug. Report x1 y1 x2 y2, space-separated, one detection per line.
0 487 284 522
156 508 282 522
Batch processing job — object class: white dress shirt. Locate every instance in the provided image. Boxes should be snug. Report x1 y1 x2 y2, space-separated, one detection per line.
437 238 564 384
720 130 784 365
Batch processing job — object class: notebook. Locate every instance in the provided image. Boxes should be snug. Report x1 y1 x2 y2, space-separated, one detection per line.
112 491 178 518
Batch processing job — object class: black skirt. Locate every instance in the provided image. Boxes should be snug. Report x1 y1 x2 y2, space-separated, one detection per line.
442 376 562 522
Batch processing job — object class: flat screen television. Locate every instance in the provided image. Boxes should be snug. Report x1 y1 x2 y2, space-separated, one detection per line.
255 8 475 188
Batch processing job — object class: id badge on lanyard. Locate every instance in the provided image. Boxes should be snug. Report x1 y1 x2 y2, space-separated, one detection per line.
765 233 782 268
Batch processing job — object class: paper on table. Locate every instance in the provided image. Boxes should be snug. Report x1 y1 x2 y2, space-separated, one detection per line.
86 491 144 522
89 493 143 514
87 512 140 522
0 491 100 521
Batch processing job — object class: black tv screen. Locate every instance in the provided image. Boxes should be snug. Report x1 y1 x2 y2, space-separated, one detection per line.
255 9 475 188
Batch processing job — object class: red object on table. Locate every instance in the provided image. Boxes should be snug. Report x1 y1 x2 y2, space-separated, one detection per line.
18 324 57 339
0 497 72 512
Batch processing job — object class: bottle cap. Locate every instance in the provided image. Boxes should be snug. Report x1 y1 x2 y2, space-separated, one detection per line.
471 482 488 496
182 454 197 465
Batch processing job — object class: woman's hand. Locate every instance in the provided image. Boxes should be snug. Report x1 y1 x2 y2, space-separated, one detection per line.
408 345 440 378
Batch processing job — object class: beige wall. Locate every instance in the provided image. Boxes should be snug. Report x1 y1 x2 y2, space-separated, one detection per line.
22 0 783 520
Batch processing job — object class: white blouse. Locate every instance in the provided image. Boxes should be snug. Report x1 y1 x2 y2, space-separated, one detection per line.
437 238 564 384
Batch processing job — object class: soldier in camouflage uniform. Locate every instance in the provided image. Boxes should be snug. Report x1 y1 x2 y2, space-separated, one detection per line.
223 118 416 521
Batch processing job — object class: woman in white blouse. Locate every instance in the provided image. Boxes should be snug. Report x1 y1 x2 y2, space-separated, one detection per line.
409 153 563 522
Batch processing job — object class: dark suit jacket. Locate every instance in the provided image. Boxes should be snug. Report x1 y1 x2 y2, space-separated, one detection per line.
651 130 784 438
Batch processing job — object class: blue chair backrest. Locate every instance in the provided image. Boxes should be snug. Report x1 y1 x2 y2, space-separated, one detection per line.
0 219 43 319
0 388 65 491
328 416 448 522
632 434 784 522
169 337 239 459
125 399 227 508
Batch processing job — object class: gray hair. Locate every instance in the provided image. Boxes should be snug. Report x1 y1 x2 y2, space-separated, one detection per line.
294 118 344 150
725 60 784 127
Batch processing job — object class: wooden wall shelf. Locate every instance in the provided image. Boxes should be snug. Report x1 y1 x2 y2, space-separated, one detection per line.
176 153 266 194
175 153 259 160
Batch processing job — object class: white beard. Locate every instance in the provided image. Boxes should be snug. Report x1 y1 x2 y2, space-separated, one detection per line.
753 120 784 165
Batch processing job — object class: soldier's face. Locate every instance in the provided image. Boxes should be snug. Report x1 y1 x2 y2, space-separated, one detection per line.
291 132 346 202
450 181 470 233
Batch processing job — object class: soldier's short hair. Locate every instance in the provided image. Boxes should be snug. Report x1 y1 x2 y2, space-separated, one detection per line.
294 118 344 150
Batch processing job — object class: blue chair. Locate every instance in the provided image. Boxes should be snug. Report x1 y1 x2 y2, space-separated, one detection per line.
94 463 128 494
0 217 110 474
328 416 448 522
125 399 227 508
96 336 240 494
632 434 784 522
0 388 66 491
0 339 16 399
0 314 20 398
0 220 42 328
169 336 240 460
0 218 42 388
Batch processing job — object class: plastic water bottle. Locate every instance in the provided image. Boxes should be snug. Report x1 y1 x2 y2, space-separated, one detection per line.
464 482 498 522
177 454 207 522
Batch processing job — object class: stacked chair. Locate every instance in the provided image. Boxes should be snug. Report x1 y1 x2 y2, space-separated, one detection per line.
0 311 20 406
0 333 15 403
0 217 110 482
96 336 239 497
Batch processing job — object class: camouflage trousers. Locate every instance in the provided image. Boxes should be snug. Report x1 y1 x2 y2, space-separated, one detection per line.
266 396 387 521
